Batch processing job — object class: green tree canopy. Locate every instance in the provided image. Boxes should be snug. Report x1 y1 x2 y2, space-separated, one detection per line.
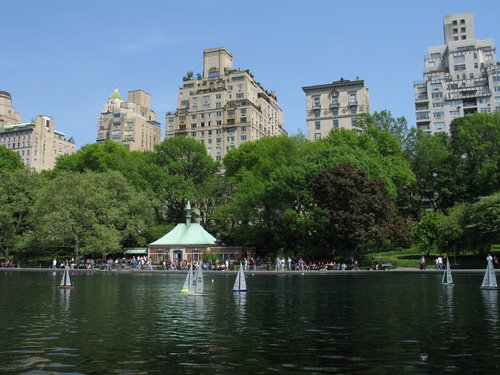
310 161 410 258
0 170 39 258
449 112 500 202
0 145 24 172
29 170 153 258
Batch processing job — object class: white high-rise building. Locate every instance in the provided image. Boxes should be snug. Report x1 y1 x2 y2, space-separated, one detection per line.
414 12 499 135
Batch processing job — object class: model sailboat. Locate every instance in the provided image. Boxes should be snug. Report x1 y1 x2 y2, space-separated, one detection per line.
480 256 498 290
441 258 454 286
233 262 248 292
58 266 73 289
181 264 193 293
188 263 204 296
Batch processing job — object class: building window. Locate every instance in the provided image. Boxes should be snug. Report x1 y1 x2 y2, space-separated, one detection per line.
314 133 321 140
240 135 247 141
450 110 460 117
208 70 219 78
434 122 445 129
350 106 357 115
432 102 443 108
479 98 490 104
235 93 244 99
315 121 320 130
480 107 491 113
351 117 357 127
433 112 444 118
349 93 356 103
333 120 339 128
216 147 221 153
216 94 222 99
314 109 320 118
313 97 320 107
431 92 443 98
454 64 466 71
332 107 339 116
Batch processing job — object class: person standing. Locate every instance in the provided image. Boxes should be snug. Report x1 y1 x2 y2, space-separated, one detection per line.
420 256 426 270
52 258 57 269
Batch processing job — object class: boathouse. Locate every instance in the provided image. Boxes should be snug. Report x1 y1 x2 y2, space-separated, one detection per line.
148 202 249 264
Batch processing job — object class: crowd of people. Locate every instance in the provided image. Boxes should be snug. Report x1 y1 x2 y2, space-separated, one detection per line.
47 255 367 272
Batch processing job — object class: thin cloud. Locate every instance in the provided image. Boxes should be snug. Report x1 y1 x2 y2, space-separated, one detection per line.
114 34 169 54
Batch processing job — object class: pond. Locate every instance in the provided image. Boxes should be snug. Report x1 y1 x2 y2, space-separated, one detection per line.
0 270 498 374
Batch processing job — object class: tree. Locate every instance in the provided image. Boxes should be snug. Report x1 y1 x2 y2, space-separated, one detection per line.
310 161 410 259
411 210 443 253
449 112 500 202
437 203 466 259
409 131 455 210
462 192 500 254
0 145 24 172
0 170 38 258
30 171 153 258
153 137 219 224
358 110 413 155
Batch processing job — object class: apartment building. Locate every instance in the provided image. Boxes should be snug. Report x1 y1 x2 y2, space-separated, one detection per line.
165 47 286 160
414 12 499 135
0 91 22 128
0 91 75 172
302 78 370 141
97 89 161 151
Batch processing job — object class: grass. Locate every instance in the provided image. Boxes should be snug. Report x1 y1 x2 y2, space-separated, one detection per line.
364 247 499 269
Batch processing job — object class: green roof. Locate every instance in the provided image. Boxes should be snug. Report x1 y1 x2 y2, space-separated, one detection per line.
149 223 217 247
124 248 148 255
110 88 122 100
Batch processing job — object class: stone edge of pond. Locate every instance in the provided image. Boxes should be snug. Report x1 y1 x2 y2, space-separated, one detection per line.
0 267 491 274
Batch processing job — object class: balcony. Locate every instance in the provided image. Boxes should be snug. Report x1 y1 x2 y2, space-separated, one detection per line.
416 94 429 102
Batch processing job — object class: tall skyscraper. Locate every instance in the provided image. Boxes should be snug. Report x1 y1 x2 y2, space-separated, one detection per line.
414 12 499 135
0 91 75 171
97 89 161 151
165 47 286 161
302 78 370 140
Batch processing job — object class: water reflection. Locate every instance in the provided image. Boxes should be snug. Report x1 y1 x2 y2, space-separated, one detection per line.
233 292 247 319
442 284 455 322
481 289 498 327
3 271 500 374
59 288 71 312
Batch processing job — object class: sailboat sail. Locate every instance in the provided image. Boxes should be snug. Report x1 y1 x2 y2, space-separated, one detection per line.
193 264 204 295
59 266 72 288
181 265 193 292
233 262 248 292
441 258 454 286
481 256 498 289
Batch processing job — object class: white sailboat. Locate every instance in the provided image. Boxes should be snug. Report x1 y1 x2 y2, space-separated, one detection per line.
441 258 454 286
480 255 498 290
181 264 193 293
58 266 73 289
233 262 248 292
188 263 204 296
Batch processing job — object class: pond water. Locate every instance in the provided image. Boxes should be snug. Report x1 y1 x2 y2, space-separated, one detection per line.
0 270 498 374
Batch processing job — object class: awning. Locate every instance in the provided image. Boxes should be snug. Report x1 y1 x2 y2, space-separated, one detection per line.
124 248 148 255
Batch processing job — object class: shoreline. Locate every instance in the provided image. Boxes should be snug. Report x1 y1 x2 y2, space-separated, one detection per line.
0 267 493 275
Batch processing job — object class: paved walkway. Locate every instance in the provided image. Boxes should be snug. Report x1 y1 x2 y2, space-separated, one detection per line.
0 267 493 275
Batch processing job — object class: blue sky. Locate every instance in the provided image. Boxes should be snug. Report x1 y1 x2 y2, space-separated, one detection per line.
2 0 499 149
